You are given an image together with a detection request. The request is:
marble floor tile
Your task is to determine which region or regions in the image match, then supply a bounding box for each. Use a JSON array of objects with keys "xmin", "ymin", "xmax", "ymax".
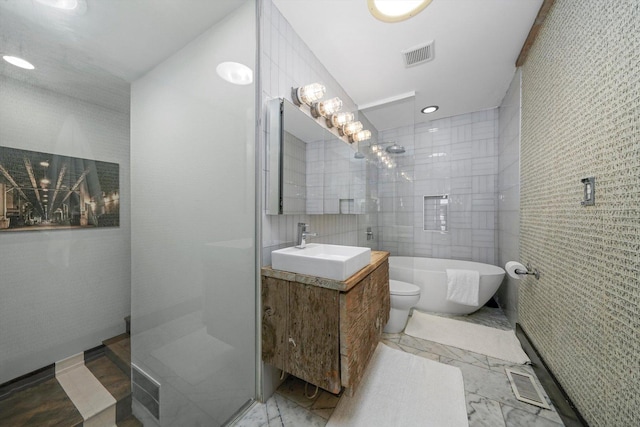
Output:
[
  {"xmin": 274, "ymin": 394, "xmax": 327, "ymax": 427},
  {"xmin": 309, "ymin": 390, "xmax": 339, "ymax": 420},
  {"xmin": 276, "ymin": 376, "xmax": 322, "ymax": 409},
  {"xmin": 440, "ymin": 357, "xmax": 563, "ymax": 424},
  {"xmin": 233, "ymin": 402, "xmax": 269, "ymax": 427},
  {"xmin": 502, "ymin": 404, "xmax": 564, "ymax": 427},
  {"xmin": 467, "ymin": 392, "xmax": 506, "ymax": 427},
  {"xmin": 233, "ymin": 307, "xmax": 565, "ymax": 427}
]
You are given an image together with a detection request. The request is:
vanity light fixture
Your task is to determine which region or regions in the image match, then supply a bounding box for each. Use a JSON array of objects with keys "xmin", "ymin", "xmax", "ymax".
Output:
[
  {"xmin": 2, "ymin": 55, "xmax": 35, "ymax": 70},
  {"xmin": 292, "ymin": 83, "xmax": 326, "ymax": 106},
  {"xmin": 421, "ymin": 105, "xmax": 439, "ymax": 114},
  {"xmin": 327, "ymin": 111, "xmax": 355, "ymax": 128},
  {"xmin": 340, "ymin": 121, "xmax": 363, "ymax": 137},
  {"xmin": 310, "ymin": 97, "xmax": 343, "ymax": 118},
  {"xmin": 350, "ymin": 129, "xmax": 372, "ymax": 143},
  {"xmin": 368, "ymin": 0, "xmax": 433, "ymax": 23}
]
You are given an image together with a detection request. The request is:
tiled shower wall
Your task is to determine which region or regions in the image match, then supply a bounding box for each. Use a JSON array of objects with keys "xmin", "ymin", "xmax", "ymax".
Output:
[
  {"xmin": 260, "ymin": 0, "xmax": 377, "ymax": 265},
  {"xmin": 378, "ymin": 110, "xmax": 499, "ymax": 263},
  {"xmin": 519, "ymin": 1, "xmax": 639, "ymax": 425},
  {"xmin": 495, "ymin": 70, "xmax": 521, "ymax": 326}
]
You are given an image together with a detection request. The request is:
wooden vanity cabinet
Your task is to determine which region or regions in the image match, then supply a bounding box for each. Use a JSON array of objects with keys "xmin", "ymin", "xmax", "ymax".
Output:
[{"xmin": 261, "ymin": 251, "xmax": 390, "ymax": 395}]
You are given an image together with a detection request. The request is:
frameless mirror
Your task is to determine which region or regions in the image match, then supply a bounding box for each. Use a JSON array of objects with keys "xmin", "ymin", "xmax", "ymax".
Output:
[{"xmin": 267, "ymin": 98, "xmax": 366, "ymax": 215}]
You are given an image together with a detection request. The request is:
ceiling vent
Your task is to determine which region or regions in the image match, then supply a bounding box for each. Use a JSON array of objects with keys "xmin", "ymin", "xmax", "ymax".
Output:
[{"xmin": 402, "ymin": 40, "xmax": 435, "ymax": 67}]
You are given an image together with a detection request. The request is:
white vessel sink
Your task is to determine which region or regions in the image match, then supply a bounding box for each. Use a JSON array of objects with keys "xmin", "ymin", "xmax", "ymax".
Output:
[{"xmin": 271, "ymin": 244, "xmax": 371, "ymax": 281}]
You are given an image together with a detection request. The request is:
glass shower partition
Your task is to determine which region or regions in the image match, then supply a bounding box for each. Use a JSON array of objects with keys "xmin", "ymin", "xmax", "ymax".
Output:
[{"xmin": 130, "ymin": 1, "xmax": 257, "ymax": 425}]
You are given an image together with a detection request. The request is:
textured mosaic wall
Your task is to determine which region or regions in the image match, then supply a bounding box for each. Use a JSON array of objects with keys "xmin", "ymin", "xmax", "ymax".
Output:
[{"xmin": 520, "ymin": 1, "xmax": 639, "ymax": 426}]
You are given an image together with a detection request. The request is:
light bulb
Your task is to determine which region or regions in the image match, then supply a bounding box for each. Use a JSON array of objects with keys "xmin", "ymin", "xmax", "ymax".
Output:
[
  {"xmin": 311, "ymin": 97, "xmax": 342, "ymax": 118},
  {"xmin": 341, "ymin": 121, "xmax": 363, "ymax": 136},
  {"xmin": 350, "ymin": 130, "xmax": 372, "ymax": 143},
  {"xmin": 329, "ymin": 111, "xmax": 354, "ymax": 128},
  {"xmin": 294, "ymin": 83, "xmax": 326, "ymax": 106}
]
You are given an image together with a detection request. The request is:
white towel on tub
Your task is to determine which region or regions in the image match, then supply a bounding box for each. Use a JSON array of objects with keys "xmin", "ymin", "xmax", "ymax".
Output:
[{"xmin": 446, "ymin": 269, "xmax": 480, "ymax": 306}]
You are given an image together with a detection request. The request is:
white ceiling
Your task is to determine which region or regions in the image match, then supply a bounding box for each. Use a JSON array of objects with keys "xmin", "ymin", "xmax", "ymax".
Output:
[
  {"xmin": 273, "ymin": 0, "xmax": 543, "ymax": 130},
  {"xmin": 0, "ymin": 0, "xmax": 542, "ymax": 130},
  {"xmin": 0, "ymin": 0, "xmax": 246, "ymax": 111}
]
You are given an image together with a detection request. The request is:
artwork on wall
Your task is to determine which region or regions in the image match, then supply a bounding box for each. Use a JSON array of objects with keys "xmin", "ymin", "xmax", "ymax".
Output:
[{"xmin": 0, "ymin": 146, "xmax": 119, "ymax": 232}]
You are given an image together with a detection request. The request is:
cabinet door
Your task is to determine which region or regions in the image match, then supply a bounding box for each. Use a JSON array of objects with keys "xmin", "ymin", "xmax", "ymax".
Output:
[
  {"xmin": 340, "ymin": 262, "xmax": 389, "ymax": 394},
  {"xmin": 287, "ymin": 283, "xmax": 341, "ymax": 394},
  {"xmin": 261, "ymin": 276, "xmax": 289, "ymax": 370}
]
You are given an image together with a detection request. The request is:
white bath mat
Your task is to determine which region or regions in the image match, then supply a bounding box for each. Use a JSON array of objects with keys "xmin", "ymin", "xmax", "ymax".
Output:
[
  {"xmin": 404, "ymin": 311, "xmax": 530, "ymax": 365},
  {"xmin": 327, "ymin": 343, "xmax": 468, "ymax": 427}
]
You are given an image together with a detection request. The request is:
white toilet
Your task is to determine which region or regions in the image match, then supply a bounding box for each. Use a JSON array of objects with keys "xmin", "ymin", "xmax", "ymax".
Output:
[{"xmin": 384, "ymin": 279, "xmax": 421, "ymax": 333}]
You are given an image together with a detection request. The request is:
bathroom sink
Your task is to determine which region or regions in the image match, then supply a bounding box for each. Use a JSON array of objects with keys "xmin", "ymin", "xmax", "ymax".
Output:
[{"xmin": 271, "ymin": 244, "xmax": 371, "ymax": 281}]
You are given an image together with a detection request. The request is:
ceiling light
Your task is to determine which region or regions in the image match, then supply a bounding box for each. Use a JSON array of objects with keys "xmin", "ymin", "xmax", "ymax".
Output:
[
  {"xmin": 311, "ymin": 97, "xmax": 342, "ymax": 118},
  {"xmin": 368, "ymin": 0, "xmax": 433, "ymax": 23},
  {"xmin": 40, "ymin": 178, "xmax": 50, "ymax": 185},
  {"xmin": 40, "ymin": 161, "xmax": 50, "ymax": 167},
  {"xmin": 421, "ymin": 105, "xmax": 439, "ymax": 114},
  {"xmin": 216, "ymin": 62, "xmax": 253, "ymax": 85},
  {"xmin": 292, "ymin": 83, "xmax": 326, "ymax": 106},
  {"xmin": 35, "ymin": 0, "xmax": 78, "ymax": 10},
  {"xmin": 2, "ymin": 55, "xmax": 35, "ymax": 70},
  {"xmin": 328, "ymin": 111, "xmax": 354, "ymax": 128}
]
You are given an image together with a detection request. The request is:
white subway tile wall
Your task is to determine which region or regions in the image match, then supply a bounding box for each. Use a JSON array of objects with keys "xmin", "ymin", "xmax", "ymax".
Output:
[
  {"xmin": 260, "ymin": 1, "xmax": 374, "ymax": 262},
  {"xmin": 495, "ymin": 70, "xmax": 521, "ymax": 327},
  {"xmin": 378, "ymin": 110, "xmax": 499, "ymax": 264}
]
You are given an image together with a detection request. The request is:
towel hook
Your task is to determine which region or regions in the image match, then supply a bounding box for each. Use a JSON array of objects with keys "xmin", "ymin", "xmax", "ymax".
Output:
[{"xmin": 514, "ymin": 263, "xmax": 540, "ymax": 280}]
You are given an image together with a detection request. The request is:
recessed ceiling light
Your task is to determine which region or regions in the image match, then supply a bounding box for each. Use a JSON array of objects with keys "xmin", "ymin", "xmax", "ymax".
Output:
[
  {"xmin": 368, "ymin": 0, "xmax": 433, "ymax": 23},
  {"xmin": 216, "ymin": 62, "xmax": 253, "ymax": 85},
  {"xmin": 421, "ymin": 105, "xmax": 439, "ymax": 114},
  {"xmin": 35, "ymin": 0, "xmax": 78, "ymax": 10},
  {"xmin": 2, "ymin": 55, "xmax": 35, "ymax": 70}
]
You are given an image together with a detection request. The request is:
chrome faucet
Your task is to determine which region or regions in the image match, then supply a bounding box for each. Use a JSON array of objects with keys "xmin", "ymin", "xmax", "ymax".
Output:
[{"xmin": 296, "ymin": 222, "xmax": 317, "ymax": 249}]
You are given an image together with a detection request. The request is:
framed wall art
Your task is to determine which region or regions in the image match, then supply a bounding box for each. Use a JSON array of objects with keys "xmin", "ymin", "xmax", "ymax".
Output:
[{"xmin": 0, "ymin": 146, "xmax": 119, "ymax": 232}]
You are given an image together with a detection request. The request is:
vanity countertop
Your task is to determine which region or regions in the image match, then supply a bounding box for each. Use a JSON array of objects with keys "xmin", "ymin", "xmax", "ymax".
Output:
[{"xmin": 262, "ymin": 250, "xmax": 389, "ymax": 292}]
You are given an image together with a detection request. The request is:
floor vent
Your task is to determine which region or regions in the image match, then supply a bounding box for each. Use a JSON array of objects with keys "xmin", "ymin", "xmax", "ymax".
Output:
[
  {"xmin": 506, "ymin": 368, "xmax": 550, "ymax": 409},
  {"xmin": 401, "ymin": 40, "xmax": 435, "ymax": 67}
]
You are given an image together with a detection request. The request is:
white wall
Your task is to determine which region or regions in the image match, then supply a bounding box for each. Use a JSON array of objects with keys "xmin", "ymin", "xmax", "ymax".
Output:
[
  {"xmin": 260, "ymin": 0, "xmax": 376, "ymax": 267},
  {"xmin": 130, "ymin": 2, "xmax": 256, "ymax": 425},
  {"xmin": 496, "ymin": 70, "xmax": 521, "ymax": 326},
  {"xmin": 378, "ymin": 110, "xmax": 499, "ymax": 264},
  {"xmin": 0, "ymin": 75, "xmax": 131, "ymax": 384}
]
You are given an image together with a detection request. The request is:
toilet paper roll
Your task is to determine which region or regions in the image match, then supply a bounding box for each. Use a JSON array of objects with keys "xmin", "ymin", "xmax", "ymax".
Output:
[{"xmin": 505, "ymin": 261, "xmax": 527, "ymax": 279}]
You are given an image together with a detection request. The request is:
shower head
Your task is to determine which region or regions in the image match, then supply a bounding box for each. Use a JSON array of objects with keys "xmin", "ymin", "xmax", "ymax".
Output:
[{"xmin": 385, "ymin": 143, "xmax": 406, "ymax": 154}]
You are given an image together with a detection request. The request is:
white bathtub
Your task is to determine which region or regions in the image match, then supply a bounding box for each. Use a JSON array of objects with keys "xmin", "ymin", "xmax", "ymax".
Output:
[{"xmin": 389, "ymin": 256, "xmax": 505, "ymax": 315}]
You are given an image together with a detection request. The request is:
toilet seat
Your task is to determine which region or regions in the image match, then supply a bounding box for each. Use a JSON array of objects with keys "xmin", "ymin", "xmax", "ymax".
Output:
[{"xmin": 389, "ymin": 279, "xmax": 420, "ymax": 296}]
